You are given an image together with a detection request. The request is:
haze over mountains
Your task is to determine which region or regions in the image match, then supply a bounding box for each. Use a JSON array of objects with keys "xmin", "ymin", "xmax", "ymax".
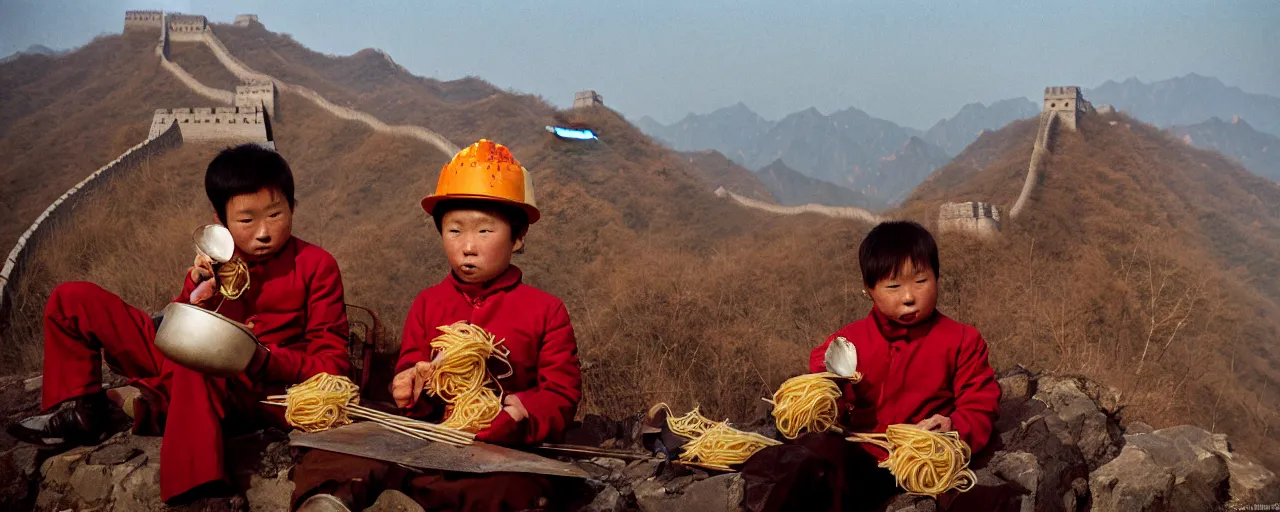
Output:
[
  {"xmin": 640, "ymin": 73, "xmax": 1280, "ymax": 207},
  {"xmin": 638, "ymin": 101, "xmax": 1016, "ymax": 207}
]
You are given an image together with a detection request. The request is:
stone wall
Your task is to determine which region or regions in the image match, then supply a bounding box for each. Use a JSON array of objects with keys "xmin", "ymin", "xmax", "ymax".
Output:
[
  {"xmin": 234, "ymin": 14, "xmax": 259, "ymax": 27},
  {"xmin": 1043, "ymin": 86, "xmax": 1095, "ymax": 132},
  {"xmin": 167, "ymin": 14, "xmax": 207, "ymax": 33},
  {"xmin": 236, "ymin": 83, "xmax": 277, "ymax": 117},
  {"xmin": 573, "ymin": 90, "xmax": 604, "ymax": 109},
  {"xmin": 1010, "ymin": 111, "xmax": 1057, "ymax": 219},
  {"xmin": 0, "ymin": 123, "xmax": 183, "ymax": 327},
  {"xmin": 938, "ymin": 201, "xmax": 1000, "ymax": 236},
  {"xmin": 149, "ymin": 107, "xmax": 270, "ymax": 144},
  {"xmin": 714, "ymin": 187, "xmax": 882, "ymax": 224},
  {"xmin": 123, "ymin": 10, "xmax": 162, "ymax": 32},
  {"xmin": 157, "ymin": 55, "xmax": 235, "ymax": 104}
]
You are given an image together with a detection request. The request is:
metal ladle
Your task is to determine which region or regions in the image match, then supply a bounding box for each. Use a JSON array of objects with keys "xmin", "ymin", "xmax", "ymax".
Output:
[{"xmin": 824, "ymin": 336, "xmax": 859, "ymax": 378}]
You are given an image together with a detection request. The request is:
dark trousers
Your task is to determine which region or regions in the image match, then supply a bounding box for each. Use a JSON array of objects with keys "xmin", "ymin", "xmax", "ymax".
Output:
[
  {"xmin": 741, "ymin": 433, "xmax": 1024, "ymax": 512},
  {"xmin": 290, "ymin": 450, "xmax": 557, "ymax": 512}
]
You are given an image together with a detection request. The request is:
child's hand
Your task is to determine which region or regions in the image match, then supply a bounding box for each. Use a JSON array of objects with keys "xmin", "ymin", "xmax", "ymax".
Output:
[
  {"xmin": 502, "ymin": 394, "xmax": 528, "ymax": 422},
  {"xmin": 190, "ymin": 254, "xmax": 215, "ymax": 283},
  {"xmin": 391, "ymin": 361, "xmax": 434, "ymax": 409},
  {"xmin": 916, "ymin": 414, "xmax": 952, "ymax": 432},
  {"xmin": 189, "ymin": 278, "xmax": 216, "ymax": 306}
]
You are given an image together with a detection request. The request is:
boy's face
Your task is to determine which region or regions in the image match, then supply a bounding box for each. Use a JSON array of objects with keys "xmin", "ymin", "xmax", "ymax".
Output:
[
  {"xmin": 222, "ymin": 187, "xmax": 294, "ymax": 260},
  {"xmin": 440, "ymin": 208, "xmax": 524, "ymax": 284},
  {"xmin": 868, "ymin": 259, "xmax": 938, "ymax": 326}
]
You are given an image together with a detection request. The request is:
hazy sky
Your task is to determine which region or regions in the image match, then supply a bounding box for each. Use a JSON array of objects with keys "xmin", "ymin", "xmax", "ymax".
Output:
[{"xmin": 2, "ymin": 0, "xmax": 1277, "ymax": 129}]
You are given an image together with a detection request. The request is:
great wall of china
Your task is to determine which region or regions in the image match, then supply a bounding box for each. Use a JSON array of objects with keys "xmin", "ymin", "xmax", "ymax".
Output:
[
  {"xmin": 713, "ymin": 187, "xmax": 883, "ymax": 224},
  {"xmin": 1, "ymin": 10, "xmax": 1114, "ymax": 323},
  {"xmin": 0, "ymin": 123, "xmax": 183, "ymax": 320},
  {"xmin": 1, "ymin": 10, "xmax": 463, "ymax": 326},
  {"xmin": 716, "ymin": 86, "xmax": 1108, "ymax": 238}
]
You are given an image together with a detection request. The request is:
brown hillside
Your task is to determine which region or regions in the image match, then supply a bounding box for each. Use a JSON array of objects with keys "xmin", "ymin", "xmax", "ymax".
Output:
[
  {"xmin": 166, "ymin": 41, "xmax": 242, "ymax": 90},
  {"xmin": 898, "ymin": 112, "xmax": 1280, "ymax": 468},
  {"xmin": 206, "ymin": 23, "xmax": 549, "ymax": 150},
  {"xmin": 0, "ymin": 32, "xmax": 212, "ymax": 248},
  {"xmin": 680, "ymin": 150, "xmax": 775, "ymax": 202},
  {"xmin": 8, "ymin": 23, "xmax": 1279, "ymax": 472},
  {"xmin": 4, "ymin": 30, "xmax": 870, "ymax": 430}
]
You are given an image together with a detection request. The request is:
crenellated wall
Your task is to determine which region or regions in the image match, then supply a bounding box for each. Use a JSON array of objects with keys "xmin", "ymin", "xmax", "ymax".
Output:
[
  {"xmin": 235, "ymin": 83, "xmax": 276, "ymax": 117},
  {"xmin": 0, "ymin": 123, "xmax": 183, "ymax": 326},
  {"xmin": 149, "ymin": 107, "xmax": 270, "ymax": 143},
  {"xmin": 938, "ymin": 201, "xmax": 1001, "ymax": 237},
  {"xmin": 124, "ymin": 11, "xmax": 163, "ymax": 32}
]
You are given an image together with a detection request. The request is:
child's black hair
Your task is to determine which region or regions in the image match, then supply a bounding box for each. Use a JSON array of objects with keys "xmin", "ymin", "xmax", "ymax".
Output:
[
  {"xmin": 205, "ymin": 144, "xmax": 295, "ymax": 224},
  {"xmin": 858, "ymin": 220, "xmax": 940, "ymax": 289},
  {"xmin": 431, "ymin": 199, "xmax": 530, "ymax": 243}
]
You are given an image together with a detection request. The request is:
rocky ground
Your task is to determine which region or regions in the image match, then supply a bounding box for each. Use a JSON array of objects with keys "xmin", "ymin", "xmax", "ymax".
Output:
[{"xmin": 0, "ymin": 368, "xmax": 1276, "ymax": 511}]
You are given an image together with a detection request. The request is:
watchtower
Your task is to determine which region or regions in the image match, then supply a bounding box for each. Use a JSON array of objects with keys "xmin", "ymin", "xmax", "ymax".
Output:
[
  {"xmin": 235, "ymin": 14, "xmax": 260, "ymax": 27},
  {"xmin": 938, "ymin": 201, "xmax": 1001, "ymax": 237},
  {"xmin": 124, "ymin": 11, "xmax": 163, "ymax": 32},
  {"xmin": 167, "ymin": 14, "xmax": 207, "ymax": 33},
  {"xmin": 573, "ymin": 90, "xmax": 604, "ymax": 109},
  {"xmin": 1043, "ymin": 86, "xmax": 1095, "ymax": 131},
  {"xmin": 235, "ymin": 82, "xmax": 277, "ymax": 117}
]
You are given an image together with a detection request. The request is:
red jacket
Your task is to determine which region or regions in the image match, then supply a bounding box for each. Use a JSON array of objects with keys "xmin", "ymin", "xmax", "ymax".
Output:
[
  {"xmin": 177, "ymin": 236, "xmax": 351, "ymax": 385},
  {"xmin": 397, "ymin": 265, "xmax": 582, "ymax": 446},
  {"xmin": 809, "ymin": 309, "xmax": 1000, "ymax": 458}
]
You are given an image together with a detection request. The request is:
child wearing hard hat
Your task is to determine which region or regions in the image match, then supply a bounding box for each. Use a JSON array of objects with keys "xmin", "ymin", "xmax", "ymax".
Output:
[{"xmin": 291, "ymin": 140, "xmax": 583, "ymax": 512}]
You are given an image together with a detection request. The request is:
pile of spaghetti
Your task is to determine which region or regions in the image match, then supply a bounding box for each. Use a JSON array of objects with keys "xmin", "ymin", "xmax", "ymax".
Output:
[
  {"xmin": 266, "ymin": 373, "xmax": 473, "ymax": 446},
  {"xmin": 847, "ymin": 425, "xmax": 977, "ymax": 497},
  {"xmin": 765, "ymin": 372, "xmax": 975, "ymax": 497},
  {"xmin": 425, "ymin": 323, "xmax": 512, "ymax": 433},
  {"xmin": 765, "ymin": 372, "xmax": 860, "ymax": 439},
  {"xmin": 654, "ymin": 403, "xmax": 780, "ymax": 471}
]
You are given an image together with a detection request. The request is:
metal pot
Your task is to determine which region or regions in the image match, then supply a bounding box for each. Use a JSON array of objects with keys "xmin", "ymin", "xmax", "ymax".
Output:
[
  {"xmin": 193, "ymin": 224, "xmax": 235, "ymax": 263},
  {"xmin": 154, "ymin": 302, "xmax": 261, "ymax": 377}
]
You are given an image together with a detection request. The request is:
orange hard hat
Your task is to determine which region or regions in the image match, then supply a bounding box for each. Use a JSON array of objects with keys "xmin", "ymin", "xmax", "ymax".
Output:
[{"xmin": 421, "ymin": 139, "xmax": 540, "ymax": 224}]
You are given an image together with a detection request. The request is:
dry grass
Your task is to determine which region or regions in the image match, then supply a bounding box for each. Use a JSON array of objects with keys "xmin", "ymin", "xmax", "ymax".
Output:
[
  {"xmin": 2, "ymin": 30, "xmax": 1278, "ymax": 473},
  {"xmin": 0, "ymin": 32, "xmax": 211, "ymax": 248},
  {"xmin": 680, "ymin": 150, "xmax": 776, "ymax": 202}
]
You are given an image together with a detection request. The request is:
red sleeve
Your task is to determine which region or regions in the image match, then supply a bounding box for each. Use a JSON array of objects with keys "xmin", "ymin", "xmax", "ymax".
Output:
[
  {"xmin": 173, "ymin": 271, "xmax": 197, "ymax": 304},
  {"xmin": 949, "ymin": 329, "xmax": 1001, "ymax": 454},
  {"xmin": 260, "ymin": 252, "xmax": 350, "ymax": 383},
  {"xmin": 395, "ymin": 292, "xmax": 431, "ymax": 375},
  {"xmin": 487, "ymin": 300, "xmax": 581, "ymax": 445}
]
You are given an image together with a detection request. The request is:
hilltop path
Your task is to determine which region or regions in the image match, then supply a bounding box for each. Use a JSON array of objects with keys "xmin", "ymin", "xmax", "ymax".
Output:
[
  {"xmin": 714, "ymin": 187, "xmax": 883, "ymax": 223},
  {"xmin": 162, "ymin": 26, "xmax": 460, "ymax": 157}
]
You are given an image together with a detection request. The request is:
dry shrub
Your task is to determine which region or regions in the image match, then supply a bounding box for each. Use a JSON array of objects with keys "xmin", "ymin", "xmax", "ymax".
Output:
[{"xmin": 0, "ymin": 32, "xmax": 212, "ymax": 248}]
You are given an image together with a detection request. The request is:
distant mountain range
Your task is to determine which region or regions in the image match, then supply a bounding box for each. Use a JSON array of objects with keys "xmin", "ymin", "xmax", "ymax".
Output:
[
  {"xmin": 1169, "ymin": 117, "xmax": 1280, "ymax": 182},
  {"xmin": 1, "ymin": 44, "xmax": 65, "ymax": 64},
  {"xmin": 922, "ymin": 98, "xmax": 1039, "ymax": 155},
  {"xmin": 638, "ymin": 73, "xmax": 1280, "ymax": 205},
  {"xmin": 637, "ymin": 99, "xmax": 1028, "ymax": 206},
  {"xmin": 1088, "ymin": 74, "xmax": 1280, "ymax": 137},
  {"xmin": 755, "ymin": 159, "xmax": 881, "ymax": 210}
]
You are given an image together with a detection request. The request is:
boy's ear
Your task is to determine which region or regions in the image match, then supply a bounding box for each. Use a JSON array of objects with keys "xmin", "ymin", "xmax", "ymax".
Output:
[{"xmin": 513, "ymin": 235, "xmax": 526, "ymax": 255}]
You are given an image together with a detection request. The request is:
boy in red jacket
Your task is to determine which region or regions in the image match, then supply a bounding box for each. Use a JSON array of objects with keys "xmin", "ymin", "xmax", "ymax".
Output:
[
  {"xmin": 7, "ymin": 144, "xmax": 351, "ymax": 504},
  {"xmin": 744, "ymin": 221, "xmax": 1001, "ymax": 512},
  {"xmin": 291, "ymin": 139, "xmax": 582, "ymax": 512}
]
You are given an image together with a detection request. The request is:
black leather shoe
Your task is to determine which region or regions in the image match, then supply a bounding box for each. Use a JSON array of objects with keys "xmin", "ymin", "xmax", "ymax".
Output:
[{"xmin": 6, "ymin": 392, "xmax": 123, "ymax": 449}]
